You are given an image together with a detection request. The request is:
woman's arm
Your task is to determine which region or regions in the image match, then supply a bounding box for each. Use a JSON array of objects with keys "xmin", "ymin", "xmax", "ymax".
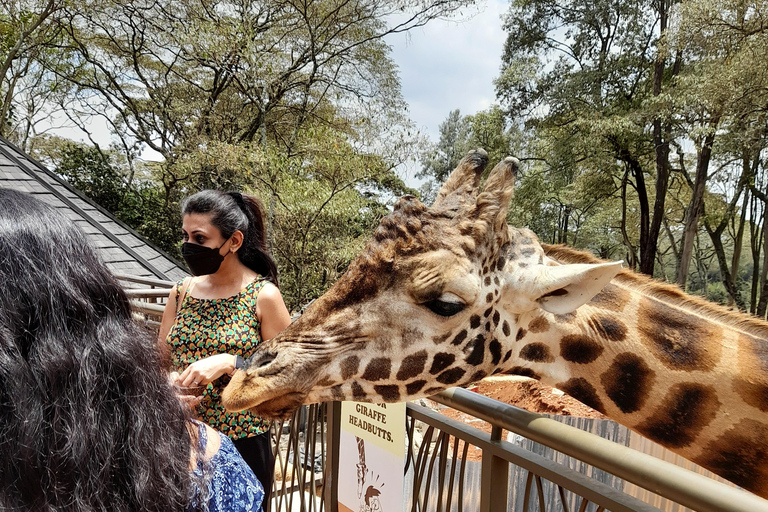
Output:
[{"xmin": 255, "ymin": 282, "xmax": 292, "ymax": 341}]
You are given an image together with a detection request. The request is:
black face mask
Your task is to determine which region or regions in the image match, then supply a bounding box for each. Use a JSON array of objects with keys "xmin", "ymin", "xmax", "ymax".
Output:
[{"xmin": 181, "ymin": 240, "xmax": 229, "ymax": 276}]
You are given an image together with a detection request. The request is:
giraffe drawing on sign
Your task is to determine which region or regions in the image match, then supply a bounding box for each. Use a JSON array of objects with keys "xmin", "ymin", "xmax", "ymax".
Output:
[{"xmin": 222, "ymin": 150, "xmax": 768, "ymax": 498}]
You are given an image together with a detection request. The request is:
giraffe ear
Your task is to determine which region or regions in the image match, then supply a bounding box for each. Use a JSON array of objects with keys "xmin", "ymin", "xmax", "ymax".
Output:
[
  {"xmin": 532, "ymin": 261, "xmax": 623, "ymax": 315},
  {"xmin": 431, "ymin": 149, "xmax": 488, "ymax": 209},
  {"xmin": 472, "ymin": 157, "xmax": 518, "ymax": 234},
  {"xmin": 504, "ymin": 260, "xmax": 623, "ymax": 315}
]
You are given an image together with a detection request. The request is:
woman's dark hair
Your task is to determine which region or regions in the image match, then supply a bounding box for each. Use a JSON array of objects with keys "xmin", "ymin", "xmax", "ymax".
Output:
[
  {"xmin": 0, "ymin": 189, "xmax": 198, "ymax": 511},
  {"xmin": 182, "ymin": 190, "xmax": 279, "ymax": 285}
]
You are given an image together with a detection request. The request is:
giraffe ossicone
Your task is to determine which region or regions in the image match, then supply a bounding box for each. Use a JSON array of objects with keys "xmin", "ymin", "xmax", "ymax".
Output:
[{"xmin": 222, "ymin": 150, "xmax": 768, "ymax": 498}]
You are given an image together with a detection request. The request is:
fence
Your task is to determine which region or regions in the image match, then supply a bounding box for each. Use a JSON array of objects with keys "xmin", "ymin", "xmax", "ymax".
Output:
[{"xmin": 120, "ymin": 274, "xmax": 768, "ymax": 512}]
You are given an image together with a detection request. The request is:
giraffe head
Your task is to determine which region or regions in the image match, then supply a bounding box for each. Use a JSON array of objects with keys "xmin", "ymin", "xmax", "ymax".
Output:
[{"xmin": 222, "ymin": 150, "xmax": 621, "ymax": 418}]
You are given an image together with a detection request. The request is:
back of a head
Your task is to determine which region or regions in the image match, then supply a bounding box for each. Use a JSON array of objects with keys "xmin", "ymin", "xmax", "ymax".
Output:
[
  {"xmin": 0, "ymin": 189, "xmax": 193, "ymax": 511},
  {"xmin": 183, "ymin": 189, "xmax": 279, "ymax": 285}
]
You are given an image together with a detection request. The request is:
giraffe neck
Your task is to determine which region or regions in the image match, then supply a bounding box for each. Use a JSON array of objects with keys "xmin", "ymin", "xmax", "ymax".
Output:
[{"xmin": 509, "ymin": 279, "xmax": 768, "ymax": 494}]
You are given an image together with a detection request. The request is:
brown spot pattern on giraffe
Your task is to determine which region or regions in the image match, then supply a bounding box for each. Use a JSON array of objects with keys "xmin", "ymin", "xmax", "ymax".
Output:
[
  {"xmin": 504, "ymin": 366, "xmax": 541, "ymax": 380},
  {"xmin": 635, "ymin": 383, "xmax": 720, "ymax": 448},
  {"xmin": 437, "ymin": 367, "xmax": 466, "ymax": 385},
  {"xmin": 589, "ymin": 284, "xmax": 631, "ymax": 312},
  {"xmin": 556, "ymin": 378, "xmax": 606, "ymax": 414},
  {"xmin": 637, "ymin": 297, "xmax": 723, "ymax": 371},
  {"xmin": 502, "ymin": 320, "xmax": 511, "ymax": 337},
  {"xmin": 693, "ymin": 419, "xmax": 768, "ymax": 494},
  {"xmin": 430, "ymin": 353, "xmax": 456, "ymax": 374},
  {"xmin": 600, "ymin": 353, "xmax": 655, "ymax": 413},
  {"xmin": 734, "ymin": 333, "xmax": 768, "ymax": 411},
  {"xmin": 489, "ymin": 339, "xmax": 502, "ymax": 365},
  {"xmin": 361, "ymin": 358, "xmax": 391, "ymax": 381},
  {"xmin": 341, "ymin": 356, "xmax": 360, "ymax": 380},
  {"xmin": 406, "ymin": 380, "xmax": 427, "ymax": 395},
  {"xmin": 470, "ymin": 370, "xmax": 488, "ymax": 382},
  {"xmin": 560, "ymin": 335, "xmax": 604, "ymax": 364},
  {"xmin": 351, "ymin": 381, "xmax": 366, "ymax": 400},
  {"xmin": 432, "ymin": 332, "xmax": 451, "ymax": 345},
  {"xmin": 519, "ymin": 343, "xmax": 555, "ymax": 363},
  {"xmin": 451, "ymin": 330, "xmax": 468, "ymax": 346},
  {"xmin": 400, "ymin": 328, "xmax": 424, "ymax": 349},
  {"xmin": 515, "ymin": 328, "xmax": 526, "ymax": 341},
  {"xmin": 396, "ymin": 351, "xmax": 428, "ymax": 381},
  {"xmin": 528, "ymin": 316, "xmax": 550, "ymax": 333},
  {"xmin": 465, "ymin": 335, "xmax": 485, "ymax": 365},
  {"xmin": 470, "ymin": 315, "xmax": 481, "ymax": 329},
  {"xmin": 374, "ymin": 384, "xmax": 400, "ymax": 402},
  {"xmin": 330, "ymin": 385, "xmax": 344, "ymax": 401},
  {"xmin": 588, "ymin": 314, "xmax": 627, "ymax": 341},
  {"xmin": 733, "ymin": 378, "xmax": 768, "ymax": 412}
]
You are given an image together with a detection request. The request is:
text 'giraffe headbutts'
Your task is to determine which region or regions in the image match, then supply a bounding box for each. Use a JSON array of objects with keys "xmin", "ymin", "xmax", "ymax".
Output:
[{"xmin": 223, "ymin": 149, "xmax": 768, "ymax": 498}]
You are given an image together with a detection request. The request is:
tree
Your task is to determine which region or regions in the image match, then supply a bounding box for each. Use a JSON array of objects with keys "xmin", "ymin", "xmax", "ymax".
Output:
[
  {"xmin": 496, "ymin": 0, "xmax": 669, "ymax": 273},
  {"xmin": 0, "ymin": 0, "xmax": 70, "ymax": 147}
]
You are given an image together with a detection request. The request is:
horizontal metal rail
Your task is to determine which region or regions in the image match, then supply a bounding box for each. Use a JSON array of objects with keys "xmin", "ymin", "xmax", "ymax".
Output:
[
  {"xmin": 430, "ymin": 388, "xmax": 768, "ymax": 512},
  {"xmin": 406, "ymin": 402, "xmax": 660, "ymax": 512},
  {"xmin": 114, "ymin": 273, "xmax": 175, "ymax": 288},
  {"xmin": 129, "ymin": 300, "xmax": 165, "ymax": 315},
  {"xmin": 125, "ymin": 288, "xmax": 173, "ymax": 298}
]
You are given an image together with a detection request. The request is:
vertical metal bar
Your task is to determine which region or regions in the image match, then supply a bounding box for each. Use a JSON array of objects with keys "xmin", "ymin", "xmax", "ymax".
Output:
[
  {"xmin": 323, "ymin": 402, "xmax": 341, "ymax": 512},
  {"xmin": 535, "ymin": 475, "xmax": 546, "ymax": 512},
  {"xmin": 435, "ymin": 432, "xmax": 450, "ymax": 512},
  {"xmin": 557, "ymin": 485, "xmax": 571, "ymax": 512},
  {"xmin": 420, "ymin": 430, "xmax": 444, "ymax": 512},
  {"xmin": 480, "ymin": 426, "xmax": 508, "ymax": 512},
  {"xmin": 458, "ymin": 440, "xmax": 469, "ymax": 512},
  {"xmin": 445, "ymin": 435, "xmax": 460, "ymax": 512},
  {"xmin": 523, "ymin": 471, "xmax": 534, "ymax": 512}
]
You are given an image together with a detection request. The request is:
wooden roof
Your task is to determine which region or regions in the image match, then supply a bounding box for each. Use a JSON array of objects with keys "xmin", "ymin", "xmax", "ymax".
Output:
[{"xmin": 0, "ymin": 136, "xmax": 187, "ymax": 282}]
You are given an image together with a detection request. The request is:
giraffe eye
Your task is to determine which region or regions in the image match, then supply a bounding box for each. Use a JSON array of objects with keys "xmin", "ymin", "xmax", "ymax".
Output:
[{"xmin": 424, "ymin": 293, "xmax": 466, "ymax": 317}]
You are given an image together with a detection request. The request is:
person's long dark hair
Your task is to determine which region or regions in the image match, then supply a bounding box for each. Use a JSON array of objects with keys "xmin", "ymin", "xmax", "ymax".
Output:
[
  {"xmin": 0, "ymin": 189, "xmax": 198, "ymax": 511},
  {"xmin": 182, "ymin": 190, "xmax": 279, "ymax": 286}
]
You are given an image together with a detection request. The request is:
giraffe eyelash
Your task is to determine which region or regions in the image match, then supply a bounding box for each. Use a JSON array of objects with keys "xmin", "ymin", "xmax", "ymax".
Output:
[{"xmin": 424, "ymin": 298, "xmax": 466, "ymax": 317}]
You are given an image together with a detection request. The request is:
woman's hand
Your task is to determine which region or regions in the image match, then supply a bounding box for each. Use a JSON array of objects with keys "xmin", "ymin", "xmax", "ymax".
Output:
[
  {"xmin": 169, "ymin": 371, "xmax": 204, "ymax": 410},
  {"xmin": 178, "ymin": 353, "xmax": 237, "ymax": 387}
]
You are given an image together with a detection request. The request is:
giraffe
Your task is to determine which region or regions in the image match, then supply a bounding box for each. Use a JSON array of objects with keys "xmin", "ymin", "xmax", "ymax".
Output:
[{"xmin": 222, "ymin": 150, "xmax": 768, "ymax": 497}]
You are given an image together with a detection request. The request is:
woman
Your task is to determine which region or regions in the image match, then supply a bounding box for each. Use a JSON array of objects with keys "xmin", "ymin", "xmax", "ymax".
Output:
[
  {"xmin": 159, "ymin": 190, "xmax": 292, "ymax": 502},
  {"xmin": 0, "ymin": 188, "xmax": 263, "ymax": 512}
]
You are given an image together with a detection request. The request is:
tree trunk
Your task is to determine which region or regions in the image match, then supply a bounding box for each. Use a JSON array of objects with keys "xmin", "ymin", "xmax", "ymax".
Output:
[
  {"xmin": 676, "ymin": 126, "xmax": 718, "ymax": 287},
  {"xmin": 758, "ymin": 219, "xmax": 768, "ymax": 317},
  {"xmin": 642, "ymin": 2, "xmax": 680, "ymax": 277},
  {"xmin": 620, "ymin": 167, "xmax": 637, "ymax": 270}
]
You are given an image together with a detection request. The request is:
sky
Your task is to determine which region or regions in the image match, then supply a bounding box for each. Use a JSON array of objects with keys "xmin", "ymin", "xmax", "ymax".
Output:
[{"xmin": 386, "ymin": 0, "xmax": 509, "ymax": 143}]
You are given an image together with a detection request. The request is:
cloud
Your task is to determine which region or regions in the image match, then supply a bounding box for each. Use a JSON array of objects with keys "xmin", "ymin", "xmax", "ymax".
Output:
[{"xmin": 386, "ymin": 0, "xmax": 508, "ymax": 142}]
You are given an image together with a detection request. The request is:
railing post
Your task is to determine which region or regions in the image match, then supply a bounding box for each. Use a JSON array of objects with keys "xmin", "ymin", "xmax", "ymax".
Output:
[
  {"xmin": 480, "ymin": 425, "xmax": 508, "ymax": 512},
  {"xmin": 323, "ymin": 401, "xmax": 341, "ymax": 512}
]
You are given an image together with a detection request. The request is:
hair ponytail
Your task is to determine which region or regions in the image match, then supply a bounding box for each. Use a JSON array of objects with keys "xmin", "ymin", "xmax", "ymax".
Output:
[
  {"xmin": 234, "ymin": 193, "xmax": 279, "ymax": 286},
  {"xmin": 182, "ymin": 190, "xmax": 279, "ymax": 286}
]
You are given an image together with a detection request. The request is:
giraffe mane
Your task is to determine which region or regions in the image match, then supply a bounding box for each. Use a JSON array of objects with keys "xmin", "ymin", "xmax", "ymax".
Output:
[{"xmin": 543, "ymin": 243, "xmax": 768, "ymax": 340}]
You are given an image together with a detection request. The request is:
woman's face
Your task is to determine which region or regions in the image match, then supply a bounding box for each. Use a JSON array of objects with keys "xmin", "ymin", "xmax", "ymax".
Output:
[{"xmin": 181, "ymin": 213, "xmax": 225, "ymax": 248}]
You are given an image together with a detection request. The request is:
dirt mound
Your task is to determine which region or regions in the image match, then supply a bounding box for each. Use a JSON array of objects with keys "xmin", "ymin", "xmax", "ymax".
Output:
[
  {"xmin": 429, "ymin": 377, "xmax": 604, "ymax": 462},
  {"xmin": 475, "ymin": 376, "xmax": 605, "ymax": 418}
]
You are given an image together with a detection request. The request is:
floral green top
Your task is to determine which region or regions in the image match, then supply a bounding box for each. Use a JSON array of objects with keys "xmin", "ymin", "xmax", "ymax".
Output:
[{"xmin": 167, "ymin": 277, "xmax": 269, "ymax": 439}]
